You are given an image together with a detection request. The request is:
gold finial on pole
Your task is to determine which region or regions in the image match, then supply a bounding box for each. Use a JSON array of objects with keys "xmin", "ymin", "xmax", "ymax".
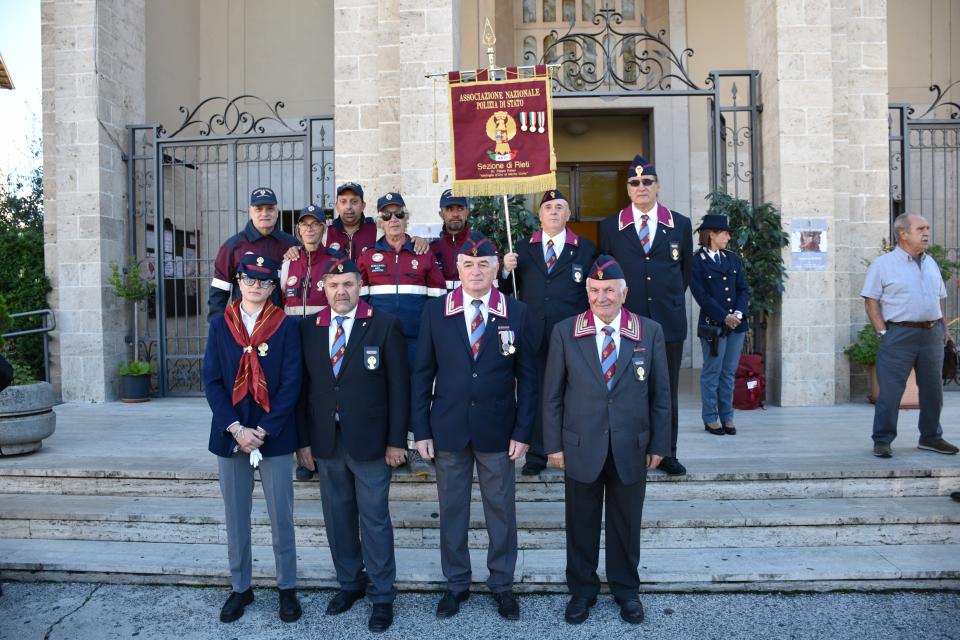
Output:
[{"xmin": 482, "ymin": 17, "xmax": 496, "ymax": 72}]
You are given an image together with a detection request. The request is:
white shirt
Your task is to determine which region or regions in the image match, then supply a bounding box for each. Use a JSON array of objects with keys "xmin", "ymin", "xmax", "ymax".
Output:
[
  {"xmin": 541, "ymin": 229, "xmax": 566, "ymax": 262},
  {"xmin": 239, "ymin": 304, "xmax": 262, "ymax": 336},
  {"xmin": 705, "ymin": 248, "xmax": 721, "ymax": 262},
  {"xmin": 632, "ymin": 202, "xmax": 658, "ymax": 244},
  {"xmin": 593, "ymin": 311, "xmax": 622, "ymax": 361},
  {"xmin": 463, "ymin": 289, "xmax": 493, "ymax": 339},
  {"xmin": 327, "ymin": 304, "xmax": 359, "ymax": 354}
]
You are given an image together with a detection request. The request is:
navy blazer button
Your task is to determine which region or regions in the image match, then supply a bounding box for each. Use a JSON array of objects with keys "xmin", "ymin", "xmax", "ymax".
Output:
[
  {"xmin": 470, "ymin": 400, "xmax": 476, "ymax": 406},
  {"xmin": 334, "ymin": 386, "xmax": 340, "ymax": 392},
  {"xmin": 472, "ymin": 373, "xmax": 477, "ymax": 378},
  {"xmin": 646, "ymin": 276, "xmax": 651, "ymax": 281},
  {"xmin": 608, "ymin": 399, "xmax": 614, "ymax": 404},
  {"xmin": 647, "ymin": 297, "xmax": 652, "ymax": 301}
]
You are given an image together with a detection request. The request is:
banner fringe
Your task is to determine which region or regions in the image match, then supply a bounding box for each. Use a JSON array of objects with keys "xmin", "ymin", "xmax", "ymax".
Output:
[{"xmin": 453, "ymin": 173, "xmax": 556, "ymax": 197}]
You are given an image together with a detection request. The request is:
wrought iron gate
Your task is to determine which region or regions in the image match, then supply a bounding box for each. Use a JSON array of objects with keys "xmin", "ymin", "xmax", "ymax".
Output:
[
  {"xmin": 127, "ymin": 96, "xmax": 333, "ymax": 395},
  {"xmin": 536, "ymin": 8, "xmax": 763, "ymax": 207},
  {"xmin": 889, "ymin": 82, "xmax": 960, "ymax": 337}
]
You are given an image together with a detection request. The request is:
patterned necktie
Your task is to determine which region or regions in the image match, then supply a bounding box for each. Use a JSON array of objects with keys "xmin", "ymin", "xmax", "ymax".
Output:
[
  {"xmin": 637, "ymin": 215, "xmax": 651, "ymax": 254},
  {"xmin": 544, "ymin": 238, "xmax": 557, "ymax": 273},
  {"xmin": 469, "ymin": 299, "xmax": 485, "ymax": 360},
  {"xmin": 330, "ymin": 316, "xmax": 347, "ymax": 377},
  {"xmin": 600, "ymin": 325, "xmax": 617, "ymax": 390}
]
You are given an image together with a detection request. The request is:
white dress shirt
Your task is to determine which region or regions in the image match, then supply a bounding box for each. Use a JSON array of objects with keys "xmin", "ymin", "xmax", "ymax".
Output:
[
  {"xmin": 463, "ymin": 289, "xmax": 493, "ymax": 338},
  {"xmin": 239, "ymin": 304, "xmax": 262, "ymax": 336},
  {"xmin": 593, "ymin": 311, "xmax": 622, "ymax": 361},
  {"xmin": 327, "ymin": 304, "xmax": 359, "ymax": 353},
  {"xmin": 541, "ymin": 229, "xmax": 566, "ymax": 262},
  {"xmin": 632, "ymin": 202, "xmax": 658, "ymax": 244},
  {"xmin": 705, "ymin": 248, "xmax": 721, "ymax": 262}
]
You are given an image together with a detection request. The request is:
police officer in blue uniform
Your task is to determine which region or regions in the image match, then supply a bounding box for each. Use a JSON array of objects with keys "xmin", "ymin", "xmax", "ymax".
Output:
[
  {"xmin": 599, "ymin": 155, "xmax": 692, "ymax": 476},
  {"xmin": 688, "ymin": 214, "xmax": 749, "ymax": 436},
  {"xmin": 502, "ymin": 189, "xmax": 596, "ymax": 474}
]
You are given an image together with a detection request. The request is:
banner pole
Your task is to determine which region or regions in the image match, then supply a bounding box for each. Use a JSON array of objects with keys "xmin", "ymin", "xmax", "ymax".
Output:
[{"xmin": 482, "ymin": 18, "xmax": 519, "ymax": 299}]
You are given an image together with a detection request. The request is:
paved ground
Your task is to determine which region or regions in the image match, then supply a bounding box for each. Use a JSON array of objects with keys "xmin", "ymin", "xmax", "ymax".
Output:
[{"xmin": 0, "ymin": 582, "xmax": 957, "ymax": 640}]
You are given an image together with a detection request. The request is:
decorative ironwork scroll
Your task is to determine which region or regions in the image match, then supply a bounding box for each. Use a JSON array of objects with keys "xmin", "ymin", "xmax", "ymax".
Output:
[
  {"xmin": 528, "ymin": 9, "xmax": 703, "ymax": 93},
  {"xmin": 158, "ymin": 95, "xmax": 308, "ymax": 138},
  {"xmin": 906, "ymin": 82, "xmax": 960, "ymax": 120}
]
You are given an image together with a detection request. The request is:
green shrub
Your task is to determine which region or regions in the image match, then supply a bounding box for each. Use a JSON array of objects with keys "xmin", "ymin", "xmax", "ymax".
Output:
[{"xmin": 118, "ymin": 361, "xmax": 155, "ymax": 377}]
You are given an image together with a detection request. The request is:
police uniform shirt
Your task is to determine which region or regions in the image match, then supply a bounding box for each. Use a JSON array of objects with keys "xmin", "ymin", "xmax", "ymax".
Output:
[
  {"xmin": 861, "ymin": 246, "xmax": 947, "ymax": 323},
  {"xmin": 632, "ymin": 202, "xmax": 659, "ymax": 243},
  {"xmin": 328, "ymin": 304, "xmax": 359, "ymax": 354},
  {"xmin": 593, "ymin": 311, "xmax": 622, "ymax": 358},
  {"xmin": 705, "ymin": 248, "xmax": 721, "ymax": 263},
  {"xmin": 542, "ymin": 230, "xmax": 567, "ymax": 261},
  {"xmin": 462, "ymin": 290, "xmax": 493, "ymax": 338}
]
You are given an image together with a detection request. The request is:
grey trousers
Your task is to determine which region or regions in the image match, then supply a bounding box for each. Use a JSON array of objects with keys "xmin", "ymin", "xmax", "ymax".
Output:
[
  {"xmin": 217, "ymin": 452, "xmax": 297, "ymax": 592},
  {"xmin": 315, "ymin": 433, "xmax": 396, "ymax": 603},
  {"xmin": 434, "ymin": 445, "xmax": 517, "ymax": 593},
  {"xmin": 873, "ymin": 323, "xmax": 945, "ymax": 444}
]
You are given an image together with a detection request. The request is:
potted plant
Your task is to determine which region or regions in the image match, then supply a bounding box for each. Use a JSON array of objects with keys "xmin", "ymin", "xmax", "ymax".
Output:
[
  {"xmin": 0, "ymin": 292, "xmax": 57, "ymax": 455},
  {"xmin": 108, "ymin": 257, "xmax": 156, "ymax": 402},
  {"xmin": 844, "ymin": 324, "xmax": 919, "ymax": 408}
]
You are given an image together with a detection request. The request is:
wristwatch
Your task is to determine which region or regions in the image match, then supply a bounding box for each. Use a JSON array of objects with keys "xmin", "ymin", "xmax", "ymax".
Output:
[
  {"xmin": 876, "ymin": 329, "xmax": 887, "ymax": 338},
  {"xmin": 733, "ymin": 311, "xmax": 743, "ymax": 320}
]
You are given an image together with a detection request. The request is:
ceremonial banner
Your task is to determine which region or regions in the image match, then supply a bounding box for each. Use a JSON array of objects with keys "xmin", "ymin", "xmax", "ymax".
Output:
[{"xmin": 447, "ymin": 65, "xmax": 556, "ymax": 196}]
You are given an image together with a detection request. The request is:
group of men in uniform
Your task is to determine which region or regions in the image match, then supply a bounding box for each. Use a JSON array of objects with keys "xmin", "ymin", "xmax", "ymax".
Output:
[{"xmin": 203, "ymin": 153, "xmax": 691, "ymax": 631}]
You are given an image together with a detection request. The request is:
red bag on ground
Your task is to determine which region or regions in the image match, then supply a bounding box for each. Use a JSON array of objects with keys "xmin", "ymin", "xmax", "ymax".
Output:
[{"xmin": 733, "ymin": 353, "xmax": 765, "ymax": 410}]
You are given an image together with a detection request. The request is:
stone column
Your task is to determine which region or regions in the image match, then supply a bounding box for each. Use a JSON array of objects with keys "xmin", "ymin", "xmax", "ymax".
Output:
[
  {"xmin": 42, "ymin": 0, "xmax": 146, "ymax": 401},
  {"xmin": 334, "ymin": 0, "xmax": 382, "ymax": 193},
  {"xmin": 398, "ymin": 0, "xmax": 458, "ymax": 222},
  {"xmin": 745, "ymin": 0, "xmax": 888, "ymax": 406}
]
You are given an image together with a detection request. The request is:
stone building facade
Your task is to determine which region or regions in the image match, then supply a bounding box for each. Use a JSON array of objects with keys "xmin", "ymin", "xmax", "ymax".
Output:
[{"xmin": 40, "ymin": 0, "xmax": 960, "ymax": 404}]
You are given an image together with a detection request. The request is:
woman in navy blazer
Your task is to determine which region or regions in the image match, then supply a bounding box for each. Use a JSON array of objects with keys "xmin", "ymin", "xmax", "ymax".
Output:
[
  {"xmin": 689, "ymin": 215, "xmax": 749, "ymax": 436},
  {"xmin": 202, "ymin": 253, "xmax": 303, "ymax": 624}
]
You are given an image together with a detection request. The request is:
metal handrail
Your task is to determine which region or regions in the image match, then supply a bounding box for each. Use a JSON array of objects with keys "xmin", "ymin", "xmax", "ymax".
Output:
[{"xmin": 1, "ymin": 308, "xmax": 56, "ymax": 383}]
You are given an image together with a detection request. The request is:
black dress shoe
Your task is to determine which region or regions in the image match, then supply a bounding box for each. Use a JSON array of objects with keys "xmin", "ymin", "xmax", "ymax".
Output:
[
  {"xmin": 295, "ymin": 465, "xmax": 315, "ymax": 481},
  {"xmin": 951, "ymin": 491, "xmax": 960, "ymax": 503},
  {"xmin": 658, "ymin": 457, "xmax": 687, "ymax": 476},
  {"xmin": 219, "ymin": 588, "xmax": 254, "ymax": 623},
  {"xmin": 325, "ymin": 588, "xmax": 366, "ymax": 615},
  {"xmin": 564, "ymin": 595, "xmax": 596, "ymax": 624},
  {"xmin": 722, "ymin": 421, "xmax": 737, "ymax": 435},
  {"xmin": 435, "ymin": 589, "xmax": 469, "ymax": 618},
  {"xmin": 278, "ymin": 588, "xmax": 302, "ymax": 623},
  {"xmin": 616, "ymin": 597, "xmax": 645, "ymax": 624},
  {"xmin": 368, "ymin": 603, "xmax": 394, "ymax": 633},
  {"xmin": 493, "ymin": 591, "xmax": 520, "ymax": 620},
  {"xmin": 521, "ymin": 462, "xmax": 545, "ymax": 476},
  {"xmin": 704, "ymin": 422, "xmax": 724, "ymax": 436}
]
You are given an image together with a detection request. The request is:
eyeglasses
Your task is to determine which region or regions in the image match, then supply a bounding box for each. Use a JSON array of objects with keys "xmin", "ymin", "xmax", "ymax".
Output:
[
  {"xmin": 239, "ymin": 276, "xmax": 275, "ymax": 289},
  {"xmin": 298, "ymin": 221, "xmax": 324, "ymax": 230},
  {"xmin": 627, "ymin": 178, "xmax": 658, "ymax": 188},
  {"xmin": 380, "ymin": 211, "xmax": 407, "ymax": 221}
]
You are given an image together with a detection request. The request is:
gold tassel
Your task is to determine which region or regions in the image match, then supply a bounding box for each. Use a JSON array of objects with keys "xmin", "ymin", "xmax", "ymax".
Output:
[
  {"xmin": 432, "ymin": 160, "xmax": 439, "ymax": 183},
  {"xmin": 550, "ymin": 148, "xmax": 557, "ymax": 172}
]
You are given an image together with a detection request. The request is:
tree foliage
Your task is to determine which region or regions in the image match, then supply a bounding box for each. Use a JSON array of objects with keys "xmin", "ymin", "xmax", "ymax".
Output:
[
  {"xmin": 0, "ymin": 166, "xmax": 51, "ymax": 381},
  {"xmin": 468, "ymin": 195, "xmax": 539, "ymax": 253}
]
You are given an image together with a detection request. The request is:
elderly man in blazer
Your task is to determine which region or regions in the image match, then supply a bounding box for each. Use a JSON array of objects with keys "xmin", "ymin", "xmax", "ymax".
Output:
[
  {"xmin": 295, "ymin": 257, "xmax": 410, "ymax": 634},
  {"xmin": 502, "ymin": 189, "xmax": 596, "ymax": 475},
  {"xmin": 542, "ymin": 255, "xmax": 671, "ymax": 626},
  {"xmin": 599, "ymin": 155, "xmax": 692, "ymax": 476},
  {"xmin": 412, "ymin": 237, "xmax": 537, "ymax": 621}
]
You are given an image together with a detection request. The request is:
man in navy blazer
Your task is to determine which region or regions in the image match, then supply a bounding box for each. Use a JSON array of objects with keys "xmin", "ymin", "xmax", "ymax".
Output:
[
  {"xmin": 598, "ymin": 155, "xmax": 692, "ymax": 476},
  {"xmin": 501, "ymin": 189, "xmax": 596, "ymax": 475},
  {"xmin": 412, "ymin": 237, "xmax": 537, "ymax": 621}
]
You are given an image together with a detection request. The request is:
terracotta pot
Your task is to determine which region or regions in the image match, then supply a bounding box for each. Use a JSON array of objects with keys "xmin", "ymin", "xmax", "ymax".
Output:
[{"xmin": 867, "ymin": 366, "xmax": 920, "ymax": 409}]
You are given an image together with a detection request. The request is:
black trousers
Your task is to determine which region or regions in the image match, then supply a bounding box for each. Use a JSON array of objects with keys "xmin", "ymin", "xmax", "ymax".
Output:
[
  {"xmin": 564, "ymin": 449, "xmax": 647, "ymax": 601},
  {"xmin": 664, "ymin": 340, "xmax": 683, "ymax": 457}
]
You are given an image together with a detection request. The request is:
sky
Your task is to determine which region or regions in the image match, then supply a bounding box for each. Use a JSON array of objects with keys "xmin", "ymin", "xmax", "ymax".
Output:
[{"xmin": 0, "ymin": 0, "xmax": 42, "ymax": 182}]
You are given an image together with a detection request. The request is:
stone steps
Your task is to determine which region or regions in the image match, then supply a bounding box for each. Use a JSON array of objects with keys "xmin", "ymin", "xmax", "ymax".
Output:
[
  {"xmin": 1, "ymin": 537, "xmax": 957, "ymax": 592},
  {"xmin": 2, "ymin": 465, "xmax": 958, "ymax": 501},
  {"xmin": 0, "ymin": 494, "xmax": 956, "ymax": 550}
]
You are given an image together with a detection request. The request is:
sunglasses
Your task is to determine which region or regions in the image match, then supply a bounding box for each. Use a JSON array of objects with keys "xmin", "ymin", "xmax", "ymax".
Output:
[
  {"xmin": 380, "ymin": 211, "xmax": 407, "ymax": 221},
  {"xmin": 627, "ymin": 178, "xmax": 658, "ymax": 187},
  {"xmin": 239, "ymin": 276, "xmax": 275, "ymax": 289}
]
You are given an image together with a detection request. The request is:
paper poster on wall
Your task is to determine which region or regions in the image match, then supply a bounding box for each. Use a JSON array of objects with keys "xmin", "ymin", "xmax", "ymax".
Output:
[{"xmin": 790, "ymin": 218, "xmax": 828, "ymax": 271}]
